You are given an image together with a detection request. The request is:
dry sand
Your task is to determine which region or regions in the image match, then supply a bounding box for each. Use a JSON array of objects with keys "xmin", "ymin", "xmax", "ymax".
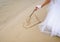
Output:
[{"xmin": 0, "ymin": 0, "xmax": 60, "ymax": 42}]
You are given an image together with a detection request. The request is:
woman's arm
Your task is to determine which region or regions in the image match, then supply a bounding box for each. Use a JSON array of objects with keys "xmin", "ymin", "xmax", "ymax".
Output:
[
  {"xmin": 41, "ymin": 0, "xmax": 51, "ymax": 8},
  {"xmin": 35, "ymin": 0, "xmax": 51, "ymax": 11}
]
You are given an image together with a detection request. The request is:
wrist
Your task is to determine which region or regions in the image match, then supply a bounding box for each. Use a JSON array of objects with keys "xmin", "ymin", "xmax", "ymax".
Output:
[{"xmin": 36, "ymin": 5, "xmax": 42, "ymax": 9}]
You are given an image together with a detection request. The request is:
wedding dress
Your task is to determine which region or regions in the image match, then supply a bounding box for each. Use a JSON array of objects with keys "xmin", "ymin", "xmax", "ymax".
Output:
[{"xmin": 39, "ymin": 0, "xmax": 60, "ymax": 37}]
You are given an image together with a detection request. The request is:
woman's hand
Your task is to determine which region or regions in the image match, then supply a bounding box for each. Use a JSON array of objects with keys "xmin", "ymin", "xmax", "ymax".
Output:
[
  {"xmin": 35, "ymin": 0, "xmax": 51, "ymax": 10},
  {"xmin": 34, "ymin": 5, "xmax": 41, "ymax": 11}
]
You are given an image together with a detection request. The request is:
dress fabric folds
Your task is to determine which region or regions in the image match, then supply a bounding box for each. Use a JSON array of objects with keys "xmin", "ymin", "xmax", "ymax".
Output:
[{"xmin": 39, "ymin": 0, "xmax": 60, "ymax": 37}]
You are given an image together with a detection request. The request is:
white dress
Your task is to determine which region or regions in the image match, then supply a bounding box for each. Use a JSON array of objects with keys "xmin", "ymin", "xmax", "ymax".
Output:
[{"xmin": 39, "ymin": 0, "xmax": 60, "ymax": 37}]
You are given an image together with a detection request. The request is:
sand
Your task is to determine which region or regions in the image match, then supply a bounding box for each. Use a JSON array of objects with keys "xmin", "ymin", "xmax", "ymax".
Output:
[{"xmin": 0, "ymin": 0, "xmax": 60, "ymax": 42}]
